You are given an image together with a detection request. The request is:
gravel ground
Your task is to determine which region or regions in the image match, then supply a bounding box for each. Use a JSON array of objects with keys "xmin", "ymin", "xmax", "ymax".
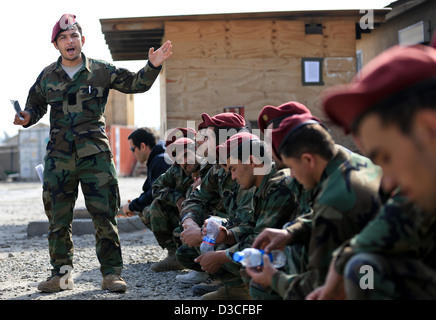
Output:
[{"xmin": 0, "ymin": 177, "xmax": 202, "ymax": 301}]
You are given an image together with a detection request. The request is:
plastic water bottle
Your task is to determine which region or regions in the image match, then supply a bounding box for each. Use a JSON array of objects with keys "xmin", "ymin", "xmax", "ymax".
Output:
[
  {"xmin": 233, "ymin": 248, "xmax": 286, "ymax": 268},
  {"xmin": 200, "ymin": 218, "xmax": 222, "ymax": 254}
]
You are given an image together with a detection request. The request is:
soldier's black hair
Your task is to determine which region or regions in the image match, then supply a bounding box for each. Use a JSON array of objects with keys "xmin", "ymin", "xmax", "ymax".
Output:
[
  {"xmin": 279, "ymin": 123, "xmax": 336, "ymax": 160},
  {"xmin": 351, "ymin": 77, "xmax": 436, "ymax": 135},
  {"xmin": 232, "ymin": 139, "xmax": 268, "ymax": 164},
  {"xmin": 128, "ymin": 127, "xmax": 157, "ymax": 149}
]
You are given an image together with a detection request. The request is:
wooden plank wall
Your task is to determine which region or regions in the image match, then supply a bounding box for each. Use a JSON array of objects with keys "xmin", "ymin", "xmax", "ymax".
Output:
[{"xmin": 162, "ymin": 18, "xmax": 357, "ymax": 149}]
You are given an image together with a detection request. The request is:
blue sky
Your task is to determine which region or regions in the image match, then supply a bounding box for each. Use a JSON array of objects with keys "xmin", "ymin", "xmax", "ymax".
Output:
[{"xmin": 0, "ymin": 0, "xmax": 392, "ymax": 141}]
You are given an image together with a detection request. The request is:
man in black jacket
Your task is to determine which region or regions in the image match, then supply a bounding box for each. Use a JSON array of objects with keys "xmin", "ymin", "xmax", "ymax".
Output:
[{"xmin": 122, "ymin": 127, "xmax": 172, "ymax": 218}]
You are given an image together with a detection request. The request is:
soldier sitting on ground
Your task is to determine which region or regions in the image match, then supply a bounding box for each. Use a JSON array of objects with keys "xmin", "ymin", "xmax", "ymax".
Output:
[{"xmin": 246, "ymin": 113, "xmax": 382, "ymax": 299}]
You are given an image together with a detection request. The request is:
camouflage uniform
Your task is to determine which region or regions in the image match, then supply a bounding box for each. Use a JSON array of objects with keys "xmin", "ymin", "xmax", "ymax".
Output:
[
  {"xmin": 268, "ymin": 145, "xmax": 382, "ymax": 299},
  {"xmin": 333, "ymin": 191, "xmax": 436, "ymax": 299},
  {"xmin": 229, "ymin": 166, "xmax": 299, "ymax": 288},
  {"xmin": 25, "ymin": 53, "xmax": 161, "ymax": 276},
  {"xmin": 176, "ymin": 164, "xmax": 255, "ymax": 279},
  {"xmin": 147, "ymin": 161, "xmax": 212, "ymax": 250}
]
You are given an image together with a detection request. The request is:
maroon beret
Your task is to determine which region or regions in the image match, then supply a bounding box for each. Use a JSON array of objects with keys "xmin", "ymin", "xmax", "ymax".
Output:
[
  {"xmin": 166, "ymin": 138, "xmax": 196, "ymax": 160},
  {"xmin": 201, "ymin": 112, "xmax": 245, "ymax": 129},
  {"xmin": 165, "ymin": 127, "xmax": 197, "ymax": 147},
  {"xmin": 216, "ymin": 132, "xmax": 260, "ymax": 164},
  {"xmin": 197, "ymin": 121, "xmax": 207, "ymax": 130},
  {"xmin": 52, "ymin": 14, "xmax": 78, "ymax": 43},
  {"xmin": 271, "ymin": 114, "xmax": 320, "ymax": 157},
  {"xmin": 168, "ymin": 137, "xmax": 196, "ymax": 151},
  {"xmin": 258, "ymin": 101, "xmax": 312, "ymax": 133},
  {"xmin": 323, "ymin": 44, "xmax": 436, "ymax": 134}
]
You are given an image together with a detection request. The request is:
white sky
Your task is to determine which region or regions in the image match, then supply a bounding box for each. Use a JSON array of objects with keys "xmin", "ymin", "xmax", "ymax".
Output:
[{"xmin": 0, "ymin": 0, "xmax": 392, "ymax": 141}]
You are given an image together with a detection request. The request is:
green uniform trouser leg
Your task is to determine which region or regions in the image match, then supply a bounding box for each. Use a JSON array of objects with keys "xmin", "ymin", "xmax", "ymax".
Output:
[
  {"xmin": 145, "ymin": 198, "xmax": 181, "ymax": 250},
  {"xmin": 42, "ymin": 151, "xmax": 123, "ymax": 276}
]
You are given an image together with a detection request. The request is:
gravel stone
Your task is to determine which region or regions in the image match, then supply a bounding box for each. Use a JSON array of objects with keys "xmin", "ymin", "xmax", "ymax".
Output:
[{"xmin": 0, "ymin": 178, "xmax": 201, "ymax": 300}]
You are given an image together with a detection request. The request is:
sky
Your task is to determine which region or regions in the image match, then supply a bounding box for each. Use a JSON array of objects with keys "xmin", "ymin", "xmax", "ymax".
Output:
[{"xmin": 0, "ymin": 0, "xmax": 393, "ymax": 142}]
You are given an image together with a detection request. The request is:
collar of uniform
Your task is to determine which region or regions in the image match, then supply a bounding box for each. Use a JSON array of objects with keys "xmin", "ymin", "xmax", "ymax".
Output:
[
  {"xmin": 55, "ymin": 52, "xmax": 91, "ymax": 73},
  {"xmin": 319, "ymin": 144, "xmax": 345, "ymax": 184},
  {"xmin": 254, "ymin": 163, "xmax": 277, "ymax": 198}
]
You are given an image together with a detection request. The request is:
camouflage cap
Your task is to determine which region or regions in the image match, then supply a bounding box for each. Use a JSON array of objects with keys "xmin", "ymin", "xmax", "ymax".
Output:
[
  {"xmin": 258, "ymin": 101, "xmax": 312, "ymax": 133},
  {"xmin": 323, "ymin": 44, "xmax": 436, "ymax": 134},
  {"xmin": 51, "ymin": 14, "xmax": 77, "ymax": 43}
]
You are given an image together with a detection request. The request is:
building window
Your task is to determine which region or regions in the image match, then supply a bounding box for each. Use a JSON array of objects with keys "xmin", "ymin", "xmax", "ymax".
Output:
[
  {"xmin": 356, "ymin": 50, "xmax": 363, "ymax": 74},
  {"xmin": 301, "ymin": 58, "xmax": 324, "ymax": 86},
  {"xmin": 305, "ymin": 23, "xmax": 323, "ymax": 35},
  {"xmin": 398, "ymin": 21, "xmax": 431, "ymax": 46}
]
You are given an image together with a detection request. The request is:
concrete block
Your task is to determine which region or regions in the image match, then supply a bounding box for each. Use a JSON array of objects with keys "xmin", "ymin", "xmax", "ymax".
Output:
[{"xmin": 27, "ymin": 216, "xmax": 145, "ymax": 237}]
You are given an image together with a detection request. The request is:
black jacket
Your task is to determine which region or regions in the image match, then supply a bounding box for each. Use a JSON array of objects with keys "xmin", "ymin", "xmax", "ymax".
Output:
[{"xmin": 129, "ymin": 140, "xmax": 172, "ymax": 212}]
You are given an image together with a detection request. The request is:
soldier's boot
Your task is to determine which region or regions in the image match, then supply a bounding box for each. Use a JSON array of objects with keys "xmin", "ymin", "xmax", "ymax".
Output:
[
  {"xmin": 201, "ymin": 284, "xmax": 252, "ymax": 300},
  {"xmin": 37, "ymin": 275, "xmax": 73, "ymax": 293},
  {"xmin": 151, "ymin": 246, "xmax": 185, "ymax": 272},
  {"xmin": 101, "ymin": 274, "xmax": 127, "ymax": 293}
]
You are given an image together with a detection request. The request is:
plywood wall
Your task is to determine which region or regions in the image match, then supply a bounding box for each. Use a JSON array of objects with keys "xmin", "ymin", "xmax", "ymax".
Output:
[{"xmin": 162, "ymin": 18, "xmax": 357, "ymax": 149}]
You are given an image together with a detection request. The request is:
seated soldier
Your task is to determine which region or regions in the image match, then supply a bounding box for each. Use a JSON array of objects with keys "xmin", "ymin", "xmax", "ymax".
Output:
[
  {"xmin": 146, "ymin": 127, "xmax": 204, "ymax": 272},
  {"xmin": 307, "ymin": 43, "xmax": 436, "ymax": 300},
  {"xmin": 246, "ymin": 113, "xmax": 382, "ymax": 299},
  {"xmin": 194, "ymin": 132, "xmax": 299, "ymax": 300},
  {"xmin": 176, "ymin": 112, "xmax": 256, "ymax": 297}
]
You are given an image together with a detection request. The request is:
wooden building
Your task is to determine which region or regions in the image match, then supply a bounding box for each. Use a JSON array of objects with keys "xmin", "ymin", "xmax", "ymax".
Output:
[
  {"xmin": 357, "ymin": 0, "xmax": 436, "ymax": 67},
  {"xmin": 100, "ymin": 9, "xmax": 389, "ymax": 149}
]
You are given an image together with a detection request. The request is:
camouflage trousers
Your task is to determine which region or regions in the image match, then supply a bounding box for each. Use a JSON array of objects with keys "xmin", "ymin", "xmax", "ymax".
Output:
[
  {"xmin": 344, "ymin": 252, "xmax": 436, "ymax": 299},
  {"xmin": 42, "ymin": 151, "xmax": 122, "ymax": 276},
  {"xmin": 140, "ymin": 198, "xmax": 181, "ymax": 250},
  {"xmin": 176, "ymin": 243, "xmax": 243, "ymax": 286}
]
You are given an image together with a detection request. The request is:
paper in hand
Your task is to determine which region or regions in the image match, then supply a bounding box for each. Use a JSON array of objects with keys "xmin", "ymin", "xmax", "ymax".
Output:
[{"xmin": 10, "ymin": 100, "xmax": 24, "ymax": 120}]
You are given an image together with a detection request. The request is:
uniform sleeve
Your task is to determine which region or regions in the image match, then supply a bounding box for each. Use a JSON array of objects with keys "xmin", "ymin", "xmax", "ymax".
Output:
[
  {"xmin": 333, "ymin": 195, "xmax": 433, "ymax": 274},
  {"xmin": 180, "ymin": 166, "xmax": 221, "ymax": 225},
  {"xmin": 23, "ymin": 70, "xmax": 48, "ymax": 128},
  {"xmin": 275, "ymin": 205, "xmax": 356, "ymax": 299},
  {"xmin": 152, "ymin": 165, "xmax": 187, "ymax": 204},
  {"xmin": 109, "ymin": 62, "xmax": 162, "ymax": 94},
  {"xmin": 226, "ymin": 184, "xmax": 296, "ymax": 260}
]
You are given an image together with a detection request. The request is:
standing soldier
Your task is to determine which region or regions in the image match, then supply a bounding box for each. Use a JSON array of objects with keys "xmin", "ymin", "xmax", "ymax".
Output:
[{"xmin": 13, "ymin": 14, "xmax": 172, "ymax": 293}]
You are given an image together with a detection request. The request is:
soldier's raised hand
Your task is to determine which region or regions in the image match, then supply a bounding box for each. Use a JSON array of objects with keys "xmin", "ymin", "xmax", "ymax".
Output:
[{"xmin": 148, "ymin": 40, "xmax": 172, "ymax": 68}]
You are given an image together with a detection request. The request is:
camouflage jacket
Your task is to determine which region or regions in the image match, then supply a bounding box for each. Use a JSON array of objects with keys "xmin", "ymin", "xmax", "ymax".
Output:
[
  {"xmin": 227, "ymin": 165, "xmax": 298, "ymax": 259},
  {"xmin": 180, "ymin": 164, "xmax": 255, "ymax": 226},
  {"xmin": 23, "ymin": 53, "xmax": 161, "ymax": 159},
  {"xmin": 272, "ymin": 145, "xmax": 382, "ymax": 299},
  {"xmin": 333, "ymin": 190, "xmax": 436, "ymax": 274},
  {"xmin": 151, "ymin": 160, "xmax": 213, "ymax": 209}
]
